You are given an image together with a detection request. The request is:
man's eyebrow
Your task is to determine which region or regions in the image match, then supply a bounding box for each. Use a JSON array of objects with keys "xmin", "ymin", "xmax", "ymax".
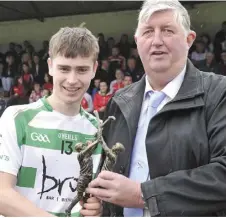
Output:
[
  {"xmin": 162, "ymin": 24, "xmax": 175, "ymax": 28},
  {"xmin": 57, "ymin": 64, "xmax": 71, "ymax": 68},
  {"xmin": 76, "ymin": 66, "xmax": 90, "ymax": 68},
  {"xmin": 57, "ymin": 65, "xmax": 91, "ymax": 69}
]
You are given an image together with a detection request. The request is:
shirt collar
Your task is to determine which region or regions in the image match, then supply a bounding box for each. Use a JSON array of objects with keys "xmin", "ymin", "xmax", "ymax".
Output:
[{"xmin": 144, "ymin": 64, "xmax": 186, "ymax": 100}]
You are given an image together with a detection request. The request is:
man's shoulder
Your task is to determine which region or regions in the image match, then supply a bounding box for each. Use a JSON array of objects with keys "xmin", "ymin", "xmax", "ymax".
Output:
[
  {"xmin": 198, "ymin": 71, "xmax": 226, "ymax": 107},
  {"xmin": 199, "ymin": 70, "xmax": 226, "ymax": 91}
]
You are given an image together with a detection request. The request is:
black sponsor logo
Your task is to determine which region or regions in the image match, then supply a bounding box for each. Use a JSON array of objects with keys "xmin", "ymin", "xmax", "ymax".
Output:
[{"xmin": 37, "ymin": 155, "xmax": 78, "ymax": 199}]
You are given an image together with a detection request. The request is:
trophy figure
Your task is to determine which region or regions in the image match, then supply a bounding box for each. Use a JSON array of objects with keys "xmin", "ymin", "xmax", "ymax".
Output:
[{"xmin": 65, "ymin": 111, "xmax": 123, "ymax": 217}]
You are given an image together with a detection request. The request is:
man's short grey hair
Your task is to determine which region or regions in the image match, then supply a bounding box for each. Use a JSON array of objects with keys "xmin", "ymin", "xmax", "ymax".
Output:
[{"xmin": 135, "ymin": 0, "xmax": 191, "ymax": 36}]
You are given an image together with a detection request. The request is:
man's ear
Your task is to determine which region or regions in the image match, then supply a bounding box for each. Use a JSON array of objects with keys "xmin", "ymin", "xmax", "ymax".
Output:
[
  {"xmin": 134, "ymin": 35, "xmax": 137, "ymax": 44},
  {"xmin": 187, "ymin": 30, "xmax": 196, "ymax": 49},
  {"xmin": 47, "ymin": 57, "xmax": 53, "ymax": 76},
  {"xmin": 92, "ymin": 61, "xmax": 98, "ymax": 79}
]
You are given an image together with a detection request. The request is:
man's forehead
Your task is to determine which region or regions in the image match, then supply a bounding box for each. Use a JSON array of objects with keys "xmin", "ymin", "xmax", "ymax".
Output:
[
  {"xmin": 138, "ymin": 10, "xmax": 177, "ymax": 28},
  {"xmin": 53, "ymin": 55, "xmax": 93, "ymax": 67}
]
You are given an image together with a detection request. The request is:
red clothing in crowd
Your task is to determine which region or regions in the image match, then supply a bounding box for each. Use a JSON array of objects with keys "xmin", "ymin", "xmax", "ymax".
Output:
[
  {"xmin": 93, "ymin": 92, "xmax": 112, "ymax": 111},
  {"xmin": 23, "ymin": 73, "xmax": 33, "ymax": 83},
  {"xmin": 81, "ymin": 97, "xmax": 88, "ymax": 109},
  {"xmin": 81, "ymin": 93, "xmax": 93, "ymax": 112},
  {"xmin": 12, "ymin": 85, "xmax": 24, "ymax": 97},
  {"xmin": 29, "ymin": 90, "xmax": 42, "ymax": 103},
  {"xmin": 43, "ymin": 82, "xmax": 53, "ymax": 91},
  {"xmin": 110, "ymin": 80, "xmax": 124, "ymax": 94}
]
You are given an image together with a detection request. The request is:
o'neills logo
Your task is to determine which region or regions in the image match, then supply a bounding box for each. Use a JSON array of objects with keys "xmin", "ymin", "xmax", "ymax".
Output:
[{"xmin": 58, "ymin": 133, "xmax": 77, "ymax": 141}]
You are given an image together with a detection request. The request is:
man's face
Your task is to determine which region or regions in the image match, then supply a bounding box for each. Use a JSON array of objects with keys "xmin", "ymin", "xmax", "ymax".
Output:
[
  {"xmin": 206, "ymin": 52, "xmax": 214, "ymax": 63},
  {"xmin": 112, "ymin": 48, "xmax": 119, "ymax": 57},
  {"xmin": 22, "ymin": 53, "xmax": 30, "ymax": 63},
  {"xmin": 196, "ymin": 42, "xmax": 205, "ymax": 53},
  {"xmin": 115, "ymin": 69, "xmax": 123, "ymax": 80},
  {"xmin": 94, "ymin": 79, "xmax": 100, "ymax": 88},
  {"xmin": 24, "ymin": 40, "xmax": 30, "ymax": 48},
  {"xmin": 136, "ymin": 10, "xmax": 195, "ymax": 75},
  {"xmin": 15, "ymin": 45, "xmax": 22, "ymax": 53},
  {"xmin": 131, "ymin": 48, "xmax": 139, "ymax": 58},
  {"xmin": 33, "ymin": 55, "xmax": 40, "ymax": 64},
  {"xmin": 121, "ymin": 34, "xmax": 128, "ymax": 43},
  {"xmin": 34, "ymin": 84, "xmax": 40, "ymax": 92},
  {"xmin": 123, "ymin": 76, "xmax": 132, "ymax": 86},
  {"xmin": 23, "ymin": 64, "xmax": 29, "ymax": 73},
  {"xmin": 127, "ymin": 58, "xmax": 136, "ymax": 69},
  {"xmin": 101, "ymin": 60, "xmax": 109, "ymax": 69},
  {"xmin": 6, "ymin": 56, "xmax": 14, "ymax": 65},
  {"xmin": 99, "ymin": 82, "xmax": 108, "ymax": 93},
  {"xmin": 48, "ymin": 55, "xmax": 97, "ymax": 105}
]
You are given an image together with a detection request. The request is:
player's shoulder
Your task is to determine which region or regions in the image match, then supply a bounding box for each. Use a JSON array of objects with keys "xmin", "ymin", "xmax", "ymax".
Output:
[{"xmin": 1, "ymin": 100, "xmax": 44, "ymax": 121}]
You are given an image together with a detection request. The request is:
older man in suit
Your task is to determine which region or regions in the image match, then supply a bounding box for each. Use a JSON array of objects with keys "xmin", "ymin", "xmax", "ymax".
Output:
[{"xmin": 87, "ymin": 0, "xmax": 226, "ymax": 216}]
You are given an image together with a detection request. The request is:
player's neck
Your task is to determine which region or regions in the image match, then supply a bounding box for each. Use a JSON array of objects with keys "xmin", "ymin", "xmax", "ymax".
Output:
[{"xmin": 47, "ymin": 95, "xmax": 80, "ymax": 117}]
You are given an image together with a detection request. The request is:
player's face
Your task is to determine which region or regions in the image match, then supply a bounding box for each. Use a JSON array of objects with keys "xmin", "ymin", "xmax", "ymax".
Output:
[{"xmin": 48, "ymin": 55, "xmax": 97, "ymax": 105}]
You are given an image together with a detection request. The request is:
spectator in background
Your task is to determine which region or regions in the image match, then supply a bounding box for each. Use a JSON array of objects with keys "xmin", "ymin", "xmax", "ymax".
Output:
[
  {"xmin": 108, "ymin": 46, "xmax": 126, "ymax": 70},
  {"xmin": 81, "ymin": 92, "xmax": 93, "ymax": 113},
  {"xmin": 21, "ymin": 52, "xmax": 31, "ymax": 65},
  {"xmin": 218, "ymin": 50, "xmax": 226, "ymax": 76},
  {"xmin": 107, "ymin": 37, "xmax": 115, "ymax": 56},
  {"xmin": 2, "ymin": 54, "xmax": 17, "ymax": 96},
  {"xmin": 39, "ymin": 40, "xmax": 49, "ymax": 62},
  {"xmin": 41, "ymin": 88, "xmax": 50, "ymax": 98},
  {"xmin": 25, "ymin": 45, "xmax": 35, "ymax": 58},
  {"xmin": 43, "ymin": 73, "xmax": 53, "ymax": 92},
  {"xmin": 93, "ymin": 80, "xmax": 112, "ymax": 118},
  {"xmin": 10, "ymin": 76, "xmax": 25, "ymax": 98},
  {"xmin": 14, "ymin": 44, "xmax": 23, "ymax": 66},
  {"xmin": 214, "ymin": 21, "xmax": 226, "ymax": 62},
  {"xmin": 117, "ymin": 34, "xmax": 131, "ymax": 59},
  {"xmin": 201, "ymin": 33, "xmax": 214, "ymax": 52},
  {"xmin": 31, "ymin": 53, "xmax": 47, "ymax": 85},
  {"xmin": 7, "ymin": 75, "xmax": 29, "ymax": 106},
  {"xmin": 196, "ymin": 52, "xmax": 220, "ymax": 74},
  {"xmin": 29, "ymin": 83, "xmax": 42, "ymax": 103},
  {"xmin": 22, "ymin": 63, "xmax": 33, "ymax": 91},
  {"xmin": 5, "ymin": 42, "xmax": 17, "ymax": 58},
  {"xmin": 123, "ymin": 74, "xmax": 133, "ymax": 87},
  {"xmin": 191, "ymin": 40, "xmax": 207, "ymax": 65},
  {"xmin": 91, "ymin": 78, "xmax": 100, "ymax": 99},
  {"xmin": 127, "ymin": 57, "xmax": 143, "ymax": 82},
  {"xmin": 98, "ymin": 33, "xmax": 108, "ymax": 60},
  {"xmin": 130, "ymin": 46, "xmax": 143, "ymax": 71},
  {"xmin": 19, "ymin": 52, "xmax": 32, "ymax": 73},
  {"xmin": 23, "ymin": 40, "xmax": 31, "ymax": 50},
  {"xmin": 95, "ymin": 58, "xmax": 111, "ymax": 84},
  {"xmin": 110, "ymin": 68, "xmax": 124, "ymax": 94}
]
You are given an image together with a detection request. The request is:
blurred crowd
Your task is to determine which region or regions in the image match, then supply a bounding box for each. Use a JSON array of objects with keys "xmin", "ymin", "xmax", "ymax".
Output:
[{"xmin": 0, "ymin": 21, "xmax": 226, "ymax": 117}]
